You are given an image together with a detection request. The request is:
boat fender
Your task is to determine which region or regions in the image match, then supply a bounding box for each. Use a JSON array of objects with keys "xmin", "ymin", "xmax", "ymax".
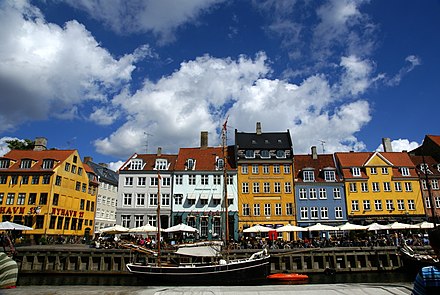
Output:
[{"xmin": 219, "ymin": 259, "xmax": 227, "ymax": 265}]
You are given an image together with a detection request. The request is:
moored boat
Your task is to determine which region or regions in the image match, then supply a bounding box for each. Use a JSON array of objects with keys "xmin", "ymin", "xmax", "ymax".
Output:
[{"xmin": 267, "ymin": 272, "xmax": 309, "ymax": 281}]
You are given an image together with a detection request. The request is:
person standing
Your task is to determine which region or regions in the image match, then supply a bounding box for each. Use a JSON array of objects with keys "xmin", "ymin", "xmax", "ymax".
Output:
[{"xmin": 411, "ymin": 227, "xmax": 440, "ymax": 295}]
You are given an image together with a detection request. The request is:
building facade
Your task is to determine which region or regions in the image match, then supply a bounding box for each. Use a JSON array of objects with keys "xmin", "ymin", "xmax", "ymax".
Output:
[
  {"xmin": 294, "ymin": 147, "xmax": 347, "ymax": 237},
  {"xmin": 0, "ymin": 139, "xmax": 96, "ymax": 242},
  {"xmin": 235, "ymin": 122, "xmax": 295, "ymax": 234}
]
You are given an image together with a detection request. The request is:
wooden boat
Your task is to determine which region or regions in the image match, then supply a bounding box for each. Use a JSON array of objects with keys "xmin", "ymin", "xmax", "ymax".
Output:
[
  {"xmin": 267, "ymin": 273, "xmax": 309, "ymax": 281},
  {"xmin": 399, "ymin": 243, "xmax": 439, "ymax": 275}
]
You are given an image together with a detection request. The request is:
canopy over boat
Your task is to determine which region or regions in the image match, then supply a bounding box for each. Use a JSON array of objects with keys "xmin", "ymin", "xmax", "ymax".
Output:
[{"xmin": 175, "ymin": 241, "xmax": 223, "ymax": 257}]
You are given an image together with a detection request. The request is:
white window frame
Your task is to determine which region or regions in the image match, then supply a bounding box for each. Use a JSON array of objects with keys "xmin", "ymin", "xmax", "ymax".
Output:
[
  {"xmin": 352, "ymin": 167, "xmax": 361, "ymax": 177},
  {"xmin": 303, "ymin": 170, "xmax": 315, "ymax": 182},
  {"xmin": 333, "ymin": 188, "xmax": 341, "ymax": 199}
]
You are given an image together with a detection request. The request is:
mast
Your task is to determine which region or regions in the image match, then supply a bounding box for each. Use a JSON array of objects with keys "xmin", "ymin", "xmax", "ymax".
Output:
[
  {"xmin": 222, "ymin": 119, "xmax": 229, "ymax": 245},
  {"xmin": 156, "ymin": 169, "xmax": 162, "ymax": 266}
]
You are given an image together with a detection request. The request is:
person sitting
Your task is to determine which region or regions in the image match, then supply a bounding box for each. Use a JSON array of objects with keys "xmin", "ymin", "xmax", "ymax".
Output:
[{"xmin": 411, "ymin": 227, "xmax": 440, "ymax": 295}]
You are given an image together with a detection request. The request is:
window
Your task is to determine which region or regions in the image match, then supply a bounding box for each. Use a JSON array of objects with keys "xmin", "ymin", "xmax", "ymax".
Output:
[
  {"xmin": 121, "ymin": 215, "xmax": 131, "ymax": 228},
  {"xmin": 10, "ymin": 175, "xmax": 18, "ymax": 185},
  {"xmin": 155, "ymin": 159, "xmax": 168, "ymax": 170},
  {"xmin": 432, "ymin": 180, "xmax": 439, "ymax": 190},
  {"xmin": 320, "ymin": 207, "xmax": 328, "ymax": 219},
  {"xmin": 401, "ymin": 167, "xmax": 410, "ymax": 176},
  {"xmin": 42, "ymin": 159, "xmax": 54, "ymax": 169},
  {"xmin": 351, "ymin": 200, "xmax": 359, "ymax": 211},
  {"xmin": 381, "ymin": 167, "xmax": 388, "ymax": 174},
  {"xmin": 0, "ymin": 159, "xmax": 10, "ymax": 168},
  {"xmin": 162, "ymin": 194, "xmax": 170, "ymax": 206},
  {"xmin": 175, "ymin": 175, "xmax": 183, "ymax": 185},
  {"xmin": 252, "ymin": 164, "xmax": 259, "ymax": 174},
  {"xmin": 174, "ymin": 194, "xmax": 183, "ymax": 205},
  {"xmin": 363, "ymin": 200, "xmax": 371, "ymax": 211},
  {"xmin": 42, "ymin": 175, "xmax": 51, "ymax": 184},
  {"xmin": 299, "ymin": 188, "xmax": 307, "ymax": 199},
  {"xmin": 65, "ymin": 162, "xmax": 70, "ymax": 172},
  {"xmin": 408, "ymin": 199, "xmax": 416, "ymax": 210},
  {"xmin": 273, "ymin": 164, "xmax": 280, "ymax": 174},
  {"xmin": 213, "ymin": 175, "xmax": 221, "ymax": 185},
  {"xmin": 352, "ymin": 167, "xmax": 361, "ymax": 177},
  {"xmin": 125, "ymin": 177, "xmax": 133, "ymax": 186},
  {"xmin": 149, "ymin": 194, "xmax": 158, "ymax": 206},
  {"xmin": 335, "ymin": 207, "xmax": 343, "ymax": 219},
  {"xmin": 245, "ymin": 150, "xmax": 255, "ymax": 158},
  {"xmin": 200, "ymin": 218, "xmax": 208, "ymax": 237},
  {"xmin": 78, "ymin": 167, "xmax": 83, "ymax": 176},
  {"xmin": 276, "ymin": 150, "xmax": 285, "ymax": 158},
  {"xmin": 285, "ymin": 182, "xmax": 292, "ymax": 193},
  {"xmin": 17, "ymin": 193, "xmax": 25, "ymax": 205},
  {"xmin": 39, "ymin": 193, "xmax": 47, "ymax": 205},
  {"xmin": 55, "ymin": 176, "xmax": 61, "ymax": 186},
  {"xmin": 134, "ymin": 215, "xmax": 143, "ymax": 228},
  {"xmin": 383, "ymin": 182, "xmax": 391, "ymax": 192},
  {"xmin": 150, "ymin": 177, "xmax": 159, "ymax": 186},
  {"xmin": 0, "ymin": 176, "xmax": 7, "ymax": 184},
  {"xmin": 188, "ymin": 175, "xmax": 196, "ymax": 185},
  {"xmin": 227, "ymin": 175, "xmax": 233, "ymax": 185},
  {"xmin": 31, "ymin": 175, "xmax": 39, "ymax": 185},
  {"xmin": 20, "ymin": 159, "xmax": 32, "ymax": 169},
  {"xmin": 309, "ymin": 188, "xmax": 317, "ymax": 199},
  {"xmin": 241, "ymin": 164, "xmax": 248, "ymax": 174},
  {"xmin": 260, "ymin": 150, "xmax": 270, "ymax": 159},
  {"xmin": 395, "ymin": 182, "xmax": 402, "ymax": 192},
  {"xmin": 201, "ymin": 175, "xmax": 209, "ymax": 185},
  {"xmin": 319, "ymin": 188, "xmax": 327, "ymax": 199},
  {"xmin": 82, "ymin": 183, "xmax": 86, "ymax": 192},
  {"xmin": 242, "ymin": 204, "xmax": 250, "ymax": 216},
  {"xmin": 253, "ymin": 204, "xmax": 260, "ymax": 216},
  {"xmin": 370, "ymin": 167, "xmax": 377, "ymax": 174},
  {"xmin": 262, "ymin": 164, "xmax": 269, "ymax": 174},
  {"xmin": 186, "ymin": 159, "xmax": 195, "ymax": 170},
  {"xmin": 374, "ymin": 200, "xmax": 382, "ymax": 211},
  {"xmin": 300, "ymin": 207, "xmax": 308, "ymax": 219},
  {"xmin": 75, "ymin": 181, "xmax": 80, "ymax": 191},
  {"xmin": 21, "ymin": 175, "xmax": 29, "ymax": 184},
  {"xmin": 253, "ymin": 182, "xmax": 260, "ymax": 193},
  {"xmin": 324, "ymin": 170, "xmax": 336, "ymax": 182},
  {"xmin": 216, "ymin": 158, "xmax": 224, "ymax": 170},
  {"xmin": 274, "ymin": 182, "xmax": 281, "ymax": 193},
  {"xmin": 284, "ymin": 164, "xmax": 291, "ymax": 174},
  {"xmin": 123, "ymin": 193, "xmax": 132, "ymax": 206},
  {"xmin": 162, "ymin": 177, "xmax": 171, "ymax": 186},
  {"xmin": 349, "ymin": 183, "xmax": 357, "ymax": 192},
  {"xmin": 130, "ymin": 159, "xmax": 143, "ymax": 170},
  {"xmin": 71, "ymin": 165, "xmax": 77, "ymax": 174},
  {"xmin": 286, "ymin": 203, "xmax": 293, "ymax": 215},
  {"xmin": 386, "ymin": 200, "xmax": 394, "ymax": 211},
  {"xmin": 263, "ymin": 182, "xmax": 270, "ymax": 193},
  {"xmin": 404, "ymin": 182, "xmax": 413, "ymax": 192},
  {"xmin": 436, "ymin": 197, "xmax": 440, "ymax": 209},
  {"xmin": 361, "ymin": 182, "xmax": 369, "ymax": 192},
  {"xmin": 53, "ymin": 194, "xmax": 59, "ymax": 206},
  {"xmin": 372, "ymin": 182, "xmax": 380, "ymax": 192},
  {"xmin": 242, "ymin": 182, "xmax": 249, "ymax": 193},
  {"xmin": 397, "ymin": 199, "xmax": 405, "ymax": 210},
  {"xmin": 333, "ymin": 188, "xmax": 341, "ymax": 199},
  {"xmin": 28, "ymin": 193, "xmax": 36, "ymax": 205},
  {"xmin": 275, "ymin": 203, "xmax": 282, "ymax": 215},
  {"xmin": 310, "ymin": 207, "xmax": 318, "ymax": 219},
  {"xmin": 136, "ymin": 193, "xmax": 145, "ymax": 206},
  {"xmin": 303, "ymin": 170, "xmax": 315, "ymax": 182},
  {"xmin": 138, "ymin": 177, "xmax": 146, "ymax": 186}
]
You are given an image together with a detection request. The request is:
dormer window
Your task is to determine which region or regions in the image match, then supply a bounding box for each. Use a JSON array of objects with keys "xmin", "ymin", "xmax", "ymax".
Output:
[
  {"xmin": 260, "ymin": 150, "xmax": 270, "ymax": 159},
  {"xmin": 420, "ymin": 164, "xmax": 432, "ymax": 174},
  {"xmin": 186, "ymin": 159, "xmax": 195, "ymax": 170},
  {"xmin": 0, "ymin": 159, "xmax": 10, "ymax": 169},
  {"xmin": 155, "ymin": 159, "xmax": 168, "ymax": 170},
  {"xmin": 42, "ymin": 159, "xmax": 54, "ymax": 169},
  {"xmin": 20, "ymin": 159, "xmax": 32, "ymax": 169},
  {"xmin": 400, "ymin": 167, "xmax": 410, "ymax": 176},
  {"xmin": 303, "ymin": 169, "xmax": 315, "ymax": 182},
  {"xmin": 130, "ymin": 159, "xmax": 143, "ymax": 170},
  {"xmin": 352, "ymin": 167, "xmax": 361, "ymax": 177},
  {"xmin": 276, "ymin": 150, "xmax": 285, "ymax": 158},
  {"xmin": 245, "ymin": 150, "xmax": 255, "ymax": 159},
  {"xmin": 216, "ymin": 158, "xmax": 224, "ymax": 170},
  {"xmin": 324, "ymin": 170, "xmax": 336, "ymax": 182}
]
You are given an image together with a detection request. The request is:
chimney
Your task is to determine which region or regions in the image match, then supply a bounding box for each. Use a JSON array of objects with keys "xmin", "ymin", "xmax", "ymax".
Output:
[
  {"xmin": 157, "ymin": 147, "xmax": 162, "ymax": 156},
  {"xmin": 34, "ymin": 137, "xmax": 47, "ymax": 151},
  {"xmin": 200, "ymin": 131, "xmax": 208, "ymax": 149},
  {"xmin": 311, "ymin": 146, "xmax": 318, "ymax": 160},
  {"xmin": 256, "ymin": 122, "xmax": 262, "ymax": 135},
  {"xmin": 83, "ymin": 156, "xmax": 93, "ymax": 164},
  {"xmin": 382, "ymin": 138, "xmax": 393, "ymax": 152}
]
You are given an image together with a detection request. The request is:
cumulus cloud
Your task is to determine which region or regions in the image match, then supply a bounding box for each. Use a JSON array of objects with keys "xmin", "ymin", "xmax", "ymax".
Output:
[
  {"xmin": 61, "ymin": 0, "xmax": 224, "ymax": 44},
  {"xmin": 107, "ymin": 160, "xmax": 124, "ymax": 172},
  {"xmin": 386, "ymin": 55, "xmax": 422, "ymax": 86},
  {"xmin": 0, "ymin": 136, "xmax": 20, "ymax": 156},
  {"xmin": 0, "ymin": 0, "xmax": 150, "ymax": 132},
  {"xmin": 376, "ymin": 139, "xmax": 420, "ymax": 152},
  {"xmin": 338, "ymin": 55, "xmax": 374, "ymax": 96}
]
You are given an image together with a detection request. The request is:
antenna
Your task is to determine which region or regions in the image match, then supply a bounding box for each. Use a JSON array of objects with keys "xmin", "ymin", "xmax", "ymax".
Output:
[
  {"xmin": 319, "ymin": 140, "xmax": 326, "ymax": 153},
  {"xmin": 144, "ymin": 132, "xmax": 153, "ymax": 153}
]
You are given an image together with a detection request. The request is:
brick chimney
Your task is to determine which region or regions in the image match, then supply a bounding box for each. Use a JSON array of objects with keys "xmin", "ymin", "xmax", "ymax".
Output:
[
  {"xmin": 382, "ymin": 138, "xmax": 393, "ymax": 152},
  {"xmin": 256, "ymin": 122, "xmax": 262, "ymax": 135},
  {"xmin": 157, "ymin": 147, "xmax": 162, "ymax": 156},
  {"xmin": 34, "ymin": 137, "xmax": 47, "ymax": 151},
  {"xmin": 200, "ymin": 131, "xmax": 208, "ymax": 149},
  {"xmin": 311, "ymin": 146, "xmax": 318, "ymax": 160},
  {"xmin": 83, "ymin": 156, "xmax": 93, "ymax": 164}
]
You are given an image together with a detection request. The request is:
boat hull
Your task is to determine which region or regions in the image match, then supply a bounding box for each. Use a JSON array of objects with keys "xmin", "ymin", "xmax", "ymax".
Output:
[
  {"xmin": 267, "ymin": 273, "xmax": 309, "ymax": 281},
  {"xmin": 126, "ymin": 256, "xmax": 271, "ymax": 285}
]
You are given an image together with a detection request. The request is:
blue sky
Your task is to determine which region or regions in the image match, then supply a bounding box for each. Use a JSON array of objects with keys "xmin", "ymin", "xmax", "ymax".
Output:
[{"xmin": 1, "ymin": 0, "xmax": 439, "ymax": 171}]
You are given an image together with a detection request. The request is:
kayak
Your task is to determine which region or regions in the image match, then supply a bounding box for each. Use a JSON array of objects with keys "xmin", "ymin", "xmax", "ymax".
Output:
[{"xmin": 267, "ymin": 273, "xmax": 309, "ymax": 281}]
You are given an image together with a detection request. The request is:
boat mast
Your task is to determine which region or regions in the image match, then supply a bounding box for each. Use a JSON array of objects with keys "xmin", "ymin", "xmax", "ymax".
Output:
[
  {"xmin": 156, "ymin": 169, "xmax": 162, "ymax": 266},
  {"xmin": 222, "ymin": 119, "xmax": 229, "ymax": 245}
]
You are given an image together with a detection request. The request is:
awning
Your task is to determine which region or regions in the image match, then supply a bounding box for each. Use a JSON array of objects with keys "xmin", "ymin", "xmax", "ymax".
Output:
[
  {"xmin": 187, "ymin": 193, "xmax": 197, "ymax": 200},
  {"xmin": 227, "ymin": 194, "xmax": 234, "ymax": 199},
  {"xmin": 200, "ymin": 194, "xmax": 209, "ymax": 200},
  {"xmin": 212, "ymin": 194, "xmax": 222, "ymax": 199}
]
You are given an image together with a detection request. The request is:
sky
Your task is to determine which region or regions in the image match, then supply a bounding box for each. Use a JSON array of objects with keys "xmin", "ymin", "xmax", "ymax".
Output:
[{"xmin": 1, "ymin": 0, "xmax": 439, "ymax": 171}]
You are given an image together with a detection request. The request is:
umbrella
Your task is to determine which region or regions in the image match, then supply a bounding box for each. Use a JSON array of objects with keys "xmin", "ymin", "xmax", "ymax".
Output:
[
  {"xmin": 99, "ymin": 225, "xmax": 129, "ymax": 234},
  {"xmin": 366, "ymin": 222, "xmax": 388, "ymax": 231},
  {"xmin": 306, "ymin": 223, "xmax": 339, "ymax": 231},
  {"xmin": 384, "ymin": 222, "xmax": 419, "ymax": 230},
  {"xmin": 275, "ymin": 224, "xmax": 307, "ymax": 232},
  {"xmin": 164, "ymin": 223, "xmax": 198, "ymax": 233},
  {"xmin": 0, "ymin": 221, "xmax": 33, "ymax": 231},
  {"xmin": 415, "ymin": 221, "xmax": 435, "ymax": 229},
  {"xmin": 243, "ymin": 224, "xmax": 271, "ymax": 233},
  {"xmin": 338, "ymin": 222, "xmax": 368, "ymax": 231},
  {"xmin": 128, "ymin": 224, "xmax": 161, "ymax": 233}
]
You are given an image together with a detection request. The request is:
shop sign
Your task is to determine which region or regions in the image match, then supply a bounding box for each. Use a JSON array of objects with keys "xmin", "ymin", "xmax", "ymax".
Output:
[
  {"xmin": 0, "ymin": 207, "xmax": 26, "ymax": 214},
  {"xmin": 51, "ymin": 208, "xmax": 84, "ymax": 218}
]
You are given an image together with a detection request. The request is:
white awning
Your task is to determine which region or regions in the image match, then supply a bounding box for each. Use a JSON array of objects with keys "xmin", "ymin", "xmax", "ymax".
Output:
[
  {"xmin": 212, "ymin": 193, "xmax": 222, "ymax": 199},
  {"xmin": 187, "ymin": 193, "xmax": 197, "ymax": 200},
  {"xmin": 200, "ymin": 194, "xmax": 209, "ymax": 200},
  {"xmin": 227, "ymin": 194, "xmax": 234, "ymax": 199}
]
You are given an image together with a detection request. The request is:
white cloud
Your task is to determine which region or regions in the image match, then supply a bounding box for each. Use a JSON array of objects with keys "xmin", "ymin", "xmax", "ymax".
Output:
[
  {"xmin": 338, "ymin": 55, "xmax": 374, "ymax": 96},
  {"xmin": 107, "ymin": 160, "xmax": 124, "ymax": 172},
  {"xmin": 0, "ymin": 136, "xmax": 20, "ymax": 156},
  {"xmin": 376, "ymin": 139, "xmax": 420, "ymax": 152},
  {"xmin": 386, "ymin": 55, "xmax": 422, "ymax": 86},
  {"xmin": 61, "ymin": 0, "xmax": 224, "ymax": 44},
  {"xmin": 0, "ymin": 1, "xmax": 148, "ymax": 132}
]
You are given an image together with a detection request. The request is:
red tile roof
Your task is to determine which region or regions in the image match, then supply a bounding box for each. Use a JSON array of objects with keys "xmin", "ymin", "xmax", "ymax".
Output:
[
  {"xmin": 294, "ymin": 154, "xmax": 340, "ymax": 182},
  {"xmin": 175, "ymin": 146, "xmax": 235, "ymax": 171},
  {"xmin": 119, "ymin": 153, "xmax": 178, "ymax": 172},
  {"xmin": 427, "ymin": 135, "xmax": 440, "ymax": 146},
  {"xmin": 1, "ymin": 149, "xmax": 75, "ymax": 172}
]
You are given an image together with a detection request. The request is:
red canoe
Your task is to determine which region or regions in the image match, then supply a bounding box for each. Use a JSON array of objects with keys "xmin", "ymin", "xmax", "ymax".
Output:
[{"xmin": 267, "ymin": 273, "xmax": 309, "ymax": 281}]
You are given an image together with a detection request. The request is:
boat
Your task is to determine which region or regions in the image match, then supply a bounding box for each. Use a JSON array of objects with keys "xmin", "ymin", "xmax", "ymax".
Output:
[
  {"xmin": 399, "ymin": 243, "xmax": 439, "ymax": 275},
  {"xmin": 267, "ymin": 273, "xmax": 309, "ymax": 282},
  {"xmin": 125, "ymin": 120, "xmax": 271, "ymax": 285}
]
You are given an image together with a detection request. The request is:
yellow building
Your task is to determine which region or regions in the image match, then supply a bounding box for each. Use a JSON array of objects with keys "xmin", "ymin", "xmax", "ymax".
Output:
[
  {"xmin": 235, "ymin": 123, "xmax": 295, "ymax": 236},
  {"xmin": 0, "ymin": 139, "xmax": 96, "ymax": 243},
  {"xmin": 335, "ymin": 151, "xmax": 425, "ymax": 224}
]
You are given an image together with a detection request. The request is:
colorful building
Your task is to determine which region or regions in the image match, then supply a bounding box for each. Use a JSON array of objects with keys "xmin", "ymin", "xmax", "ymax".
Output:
[
  {"xmin": 0, "ymin": 138, "xmax": 97, "ymax": 242},
  {"xmin": 235, "ymin": 122, "xmax": 295, "ymax": 235},
  {"xmin": 335, "ymin": 150, "xmax": 425, "ymax": 224},
  {"xmin": 294, "ymin": 146, "xmax": 347, "ymax": 237}
]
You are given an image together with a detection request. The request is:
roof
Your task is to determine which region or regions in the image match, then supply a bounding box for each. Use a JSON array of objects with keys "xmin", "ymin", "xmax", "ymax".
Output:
[
  {"xmin": 85, "ymin": 161, "xmax": 119, "ymax": 184},
  {"xmin": 427, "ymin": 135, "xmax": 440, "ymax": 146},
  {"xmin": 409, "ymin": 155, "xmax": 440, "ymax": 177},
  {"xmin": 235, "ymin": 130, "xmax": 292, "ymax": 149},
  {"xmin": 119, "ymin": 153, "xmax": 178, "ymax": 172},
  {"xmin": 175, "ymin": 146, "xmax": 236, "ymax": 171},
  {"xmin": 0, "ymin": 149, "xmax": 76, "ymax": 172},
  {"xmin": 294, "ymin": 154, "xmax": 340, "ymax": 182}
]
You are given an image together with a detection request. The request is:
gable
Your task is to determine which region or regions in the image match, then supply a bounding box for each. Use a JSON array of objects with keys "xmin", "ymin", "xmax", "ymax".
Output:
[{"xmin": 365, "ymin": 152, "xmax": 393, "ymax": 167}]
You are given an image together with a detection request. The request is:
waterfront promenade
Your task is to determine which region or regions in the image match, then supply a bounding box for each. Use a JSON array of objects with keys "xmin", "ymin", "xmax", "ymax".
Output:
[{"xmin": 1, "ymin": 283, "xmax": 414, "ymax": 295}]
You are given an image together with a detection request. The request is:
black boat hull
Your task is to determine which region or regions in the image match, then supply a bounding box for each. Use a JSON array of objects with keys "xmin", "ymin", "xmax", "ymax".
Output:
[{"xmin": 126, "ymin": 256, "xmax": 271, "ymax": 285}]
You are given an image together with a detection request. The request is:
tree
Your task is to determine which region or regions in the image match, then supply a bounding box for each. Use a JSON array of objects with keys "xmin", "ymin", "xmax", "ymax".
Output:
[{"xmin": 5, "ymin": 139, "xmax": 35, "ymax": 150}]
